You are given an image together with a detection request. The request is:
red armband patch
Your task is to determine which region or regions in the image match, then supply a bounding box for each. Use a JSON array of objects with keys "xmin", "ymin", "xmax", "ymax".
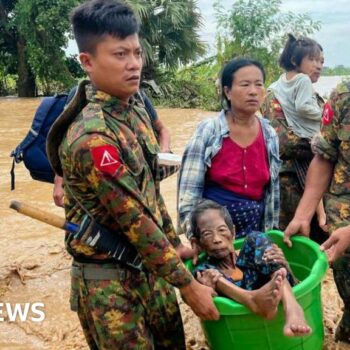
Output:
[
  {"xmin": 272, "ymin": 99, "xmax": 282, "ymax": 112},
  {"xmin": 91, "ymin": 145, "xmax": 121, "ymax": 176},
  {"xmin": 322, "ymin": 102, "xmax": 334, "ymax": 126}
]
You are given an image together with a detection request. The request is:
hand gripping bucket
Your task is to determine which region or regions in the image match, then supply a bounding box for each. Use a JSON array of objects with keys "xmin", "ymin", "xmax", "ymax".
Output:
[{"xmin": 186, "ymin": 230, "xmax": 328, "ymax": 350}]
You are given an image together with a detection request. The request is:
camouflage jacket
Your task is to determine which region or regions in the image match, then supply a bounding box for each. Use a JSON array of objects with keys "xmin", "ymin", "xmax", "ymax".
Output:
[
  {"xmin": 311, "ymin": 81, "xmax": 350, "ymax": 197},
  {"xmin": 47, "ymin": 80, "xmax": 192, "ymax": 288},
  {"xmin": 262, "ymin": 90, "xmax": 324, "ymax": 174}
]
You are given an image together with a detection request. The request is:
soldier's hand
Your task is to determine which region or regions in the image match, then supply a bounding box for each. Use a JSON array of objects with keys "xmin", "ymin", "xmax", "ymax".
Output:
[
  {"xmin": 189, "ymin": 239, "xmax": 201, "ymax": 266},
  {"xmin": 53, "ymin": 175, "xmax": 64, "ymax": 208},
  {"xmin": 320, "ymin": 226, "xmax": 350, "ymax": 263},
  {"xmin": 180, "ymin": 279, "xmax": 219, "ymax": 321},
  {"xmin": 284, "ymin": 217, "xmax": 311, "ymax": 248},
  {"xmin": 175, "ymin": 243, "xmax": 197, "ymax": 261}
]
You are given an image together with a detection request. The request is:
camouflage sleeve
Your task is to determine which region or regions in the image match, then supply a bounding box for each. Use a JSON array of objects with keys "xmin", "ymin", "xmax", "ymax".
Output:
[
  {"xmin": 311, "ymin": 92, "xmax": 341, "ymax": 162},
  {"xmin": 157, "ymin": 193, "xmax": 181, "ymax": 248},
  {"xmin": 72, "ymin": 134, "xmax": 193, "ymax": 288}
]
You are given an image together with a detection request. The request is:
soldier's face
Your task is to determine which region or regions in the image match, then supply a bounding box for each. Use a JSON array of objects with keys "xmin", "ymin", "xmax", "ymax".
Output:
[
  {"xmin": 79, "ymin": 34, "xmax": 143, "ymax": 102},
  {"xmin": 196, "ymin": 209, "xmax": 235, "ymax": 260},
  {"xmin": 298, "ymin": 52, "xmax": 324, "ymax": 83}
]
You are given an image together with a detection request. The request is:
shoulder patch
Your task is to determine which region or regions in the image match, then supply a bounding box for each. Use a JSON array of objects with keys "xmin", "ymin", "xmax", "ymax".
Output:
[
  {"xmin": 271, "ymin": 98, "xmax": 282, "ymax": 112},
  {"xmin": 91, "ymin": 145, "xmax": 121, "ymax": 176},
  {"xmin": 322, "ymin": 102, "xmax": 334, "ymax": 126}
]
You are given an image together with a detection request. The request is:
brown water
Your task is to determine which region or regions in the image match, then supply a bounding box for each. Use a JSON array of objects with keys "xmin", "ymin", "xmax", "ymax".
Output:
[{"xmin": 0, "ymin": 98, "xmax": 347, "ymax": 349}]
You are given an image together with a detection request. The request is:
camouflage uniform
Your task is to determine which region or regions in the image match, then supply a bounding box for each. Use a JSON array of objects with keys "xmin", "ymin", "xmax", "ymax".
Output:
[
  {"xmin": 311, "ymin": 81, "xmax": 350, "ymax": 341},
  {"xmin": 262, "ymin": 91, "xmax": 328, "ymax": 244},
  {"xmin": 47, "ymin": 80, "xmax": 191, "ymax": 349}
]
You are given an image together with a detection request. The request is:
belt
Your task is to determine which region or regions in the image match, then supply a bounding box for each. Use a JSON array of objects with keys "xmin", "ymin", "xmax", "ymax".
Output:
[{"xmin": 71, "ymin": 261, "xmax": 136, "ymax": 281}]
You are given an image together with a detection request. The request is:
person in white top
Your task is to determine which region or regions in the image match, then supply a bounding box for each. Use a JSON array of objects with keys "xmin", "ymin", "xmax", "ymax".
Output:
[
  {"xmin": 266, "ymin": 34, "xmax": 327, "ymax": 238},
  {"xmin": 269, "ymin": 34, "xmax": 324, "ymax": 139}
]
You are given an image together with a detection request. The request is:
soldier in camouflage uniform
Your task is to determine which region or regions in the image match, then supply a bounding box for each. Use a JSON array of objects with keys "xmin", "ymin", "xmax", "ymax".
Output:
[
  {"xmin": 261, "ymin": 91, "xmax": 328, "ymax": 244},
  {"xmin": 46, "ymin": 1, "xmax": 218, "ymax": 349},
  {"xmin": 284, "ymin": 81, "xmax": 350, "ymax": 342}
]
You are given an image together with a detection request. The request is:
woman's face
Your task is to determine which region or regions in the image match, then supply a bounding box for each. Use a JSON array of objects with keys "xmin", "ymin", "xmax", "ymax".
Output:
[
  {"xmin": 196, "ymin": 209, "xmax": 235, "ymax": 260},
  {"xmin": 224, "ymin": 65, "xmax": 265, "ymax": 115},
  {"xmin": 298, "ymin": 52, "xmax": 324, "ymax": 83}
]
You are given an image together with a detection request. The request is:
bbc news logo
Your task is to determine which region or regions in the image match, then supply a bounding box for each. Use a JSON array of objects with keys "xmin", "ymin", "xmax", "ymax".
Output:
[{"xmin": 0, "ymin": 303, "xmax": 45, "ymax": 322}]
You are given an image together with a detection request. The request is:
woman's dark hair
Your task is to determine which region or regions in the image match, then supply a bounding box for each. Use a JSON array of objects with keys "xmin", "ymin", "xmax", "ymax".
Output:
[
  {"xmin": 279, "ymin": 33, "xmax": 323, "ymax": 71},
  {"xmin": 190, "ymin": 199, "xmax": 235, "ymax": 239},
  {"xmin": 70, "ymin": 0, "xmax": 140, "ymax": 54},
  {"xmin": 221, "ymin": 58, "xmax": 266, "ymax": 109}
]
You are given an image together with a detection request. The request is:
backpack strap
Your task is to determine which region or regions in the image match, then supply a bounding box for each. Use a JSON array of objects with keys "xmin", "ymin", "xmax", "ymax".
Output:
[{"xmin": 47, "ymin": 80, "xmax": 90, "ymax": 176}]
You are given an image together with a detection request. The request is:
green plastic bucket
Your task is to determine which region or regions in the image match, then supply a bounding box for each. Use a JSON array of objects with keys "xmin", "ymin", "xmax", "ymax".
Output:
[{"xmin": 186, "ymin": 230, "xmax": 328, "ymax": 350}]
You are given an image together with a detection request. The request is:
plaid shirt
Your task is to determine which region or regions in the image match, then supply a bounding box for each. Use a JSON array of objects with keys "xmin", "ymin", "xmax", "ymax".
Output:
[{"xmin": 177, "ymin": 110, "xmax": 281, "ymax": 238}]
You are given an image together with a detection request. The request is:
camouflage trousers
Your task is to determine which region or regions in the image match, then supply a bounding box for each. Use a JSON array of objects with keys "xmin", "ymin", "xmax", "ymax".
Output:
[
  {"xmin": 279, "ymin": 173, "xmax": 328, "ymax": 244},
  {"xmin": 325, "ymin": 193, "xmax": 350, "ymax": 308},
  {"xmin": 70, "ymin": 262, "xmax": 186, "ymax": 350},
  {"xmin": 324, "ymin": 194, "xmax": 350, "ymax": 341}
]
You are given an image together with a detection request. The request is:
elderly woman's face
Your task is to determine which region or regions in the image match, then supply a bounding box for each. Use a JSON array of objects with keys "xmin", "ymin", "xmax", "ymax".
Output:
[{"xmin": 224, "ymin": 65, "xmax": 265, "ymax": 115}]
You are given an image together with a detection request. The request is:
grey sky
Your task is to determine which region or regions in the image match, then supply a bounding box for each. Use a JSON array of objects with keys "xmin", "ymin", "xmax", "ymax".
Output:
[
  {"xmin": 67, "ymin": 0, "xmax": 349, "ymax": 67},
  {"xmin": 197, "ymin": 0, "xmax": 350, "ymax": 67}
]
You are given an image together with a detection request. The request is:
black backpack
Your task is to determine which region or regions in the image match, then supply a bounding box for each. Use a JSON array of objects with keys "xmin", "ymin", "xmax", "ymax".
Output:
[{"xmin": 10, "ymin": 94, "xmax": 69, "ymax": 189}]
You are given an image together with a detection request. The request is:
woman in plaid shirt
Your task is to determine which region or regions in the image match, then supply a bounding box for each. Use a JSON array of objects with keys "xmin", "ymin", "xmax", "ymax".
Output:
[{"xmin": 178, "ymin": 58, "xmax": 281, "ymax": 240}]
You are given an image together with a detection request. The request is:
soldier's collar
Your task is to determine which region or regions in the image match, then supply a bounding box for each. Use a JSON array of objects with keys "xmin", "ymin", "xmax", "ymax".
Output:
[{"xmin": 85, "ymin": 84, "xmax": 136, "ymax": 114}]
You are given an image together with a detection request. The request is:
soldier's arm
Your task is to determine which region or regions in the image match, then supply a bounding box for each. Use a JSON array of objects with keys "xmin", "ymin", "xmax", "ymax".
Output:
[
  {"xmin": 284, "ymin": 154, "xmax": 333, "ymax": 247},
  {"xmin": 72, "ymin": 134, "xmax": 192, "ymax": 288},
  {"xmin": 284, "ymin": 95, "xmax": 341, "ymax": 247},
  {"xmin": 153, "ymin": 118, "xmax": 171, "ymax": 153}
]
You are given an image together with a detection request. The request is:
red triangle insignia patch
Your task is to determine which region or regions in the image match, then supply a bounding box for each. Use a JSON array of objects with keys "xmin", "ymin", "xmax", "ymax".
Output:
[
  {"xmin": 91, "ymin": 145, "xmax": 121, "ymax": 176},
  {"xmin": 322, "ymin": 102, "xmax": 334, "ymax": 126}
]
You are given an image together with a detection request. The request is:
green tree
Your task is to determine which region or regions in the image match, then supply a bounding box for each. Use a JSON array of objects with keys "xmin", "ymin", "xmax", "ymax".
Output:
[
  {"xmin": 322, "ymin": 65, "xmax": 350, "ymax": 76},
  {"xmin": 0, "ymin": 0, "xmax": 80, "ymax": 96},
  {"xmin": 1, "ymin": 0, "xmax": 205, "ymax": 96},
  {"xmin": 128, "ymin": 0, "xmax": 206, "ymax": 80},
  {"xmin": 214, "ymin": 0, "xmax": 321, "ymax": 83}
]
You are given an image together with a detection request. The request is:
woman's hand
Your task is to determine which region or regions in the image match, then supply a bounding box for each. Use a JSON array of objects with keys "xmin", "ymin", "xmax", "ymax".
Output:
[
  {"xmin": 196, "ymin": 269, "xmax": 223, "ymax": 289},
  {"xmin": 263, "ymin": 244, "xmax": 290, "ymax": 269}
]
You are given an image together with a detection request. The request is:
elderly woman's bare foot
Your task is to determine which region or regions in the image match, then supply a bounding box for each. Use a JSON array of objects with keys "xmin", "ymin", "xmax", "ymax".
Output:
[
  {"xmin": 283, "ymin": 302, "xmax": 311, "ymax": 337},
  {"xmin": 248, "ymin": 268, "xmax": 287, "ymax": 319}
]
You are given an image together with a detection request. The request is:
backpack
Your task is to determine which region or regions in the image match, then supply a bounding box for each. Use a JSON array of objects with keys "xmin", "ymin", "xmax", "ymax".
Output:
[
  {"xmin": 10, "ymin": 94, "xmax": 69, "ymax": 189},
  {"xmin": 10, "ymin": 88, "xmax": 158, "ymax": 190}
]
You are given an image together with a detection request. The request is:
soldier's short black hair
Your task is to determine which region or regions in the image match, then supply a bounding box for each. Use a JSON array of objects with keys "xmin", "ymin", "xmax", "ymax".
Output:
[
  {"xmin": 190, "ymin": 199, "xmax": 235, "ymax": 240},
  {"xmin": 221, "ymin": 57, "xmax": 266, "ymax": 110},
  {"xmin": 279, "ymin": 33, "xmax": 323, "ymax": 71},
  {"xmin": 70, "ymin": 0, "xmax": 140, "ymax": 54}
]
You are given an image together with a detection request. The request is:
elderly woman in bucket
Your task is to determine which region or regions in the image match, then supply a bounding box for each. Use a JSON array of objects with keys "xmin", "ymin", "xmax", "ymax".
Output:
[
  {"xmin": 178, "ymin": 57, "xmax": 281, "ymax": 240},
  {"xmin": 190, "ymin": 199, "xmax": 311, "ymax": 337}
]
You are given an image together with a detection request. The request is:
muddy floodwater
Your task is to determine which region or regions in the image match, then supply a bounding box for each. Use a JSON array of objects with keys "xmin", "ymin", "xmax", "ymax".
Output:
[{"xmin": 0, "ymin": 97, "xmax": 348, "ymax": 349}]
